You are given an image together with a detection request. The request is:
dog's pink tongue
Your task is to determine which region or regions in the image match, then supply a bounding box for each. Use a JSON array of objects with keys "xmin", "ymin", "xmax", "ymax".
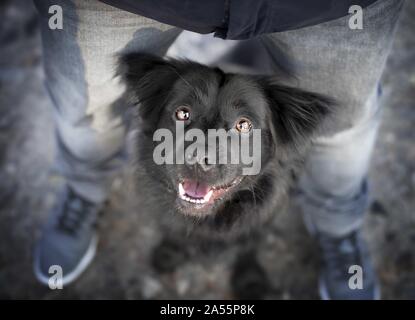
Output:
[{"xmin": 183, "ymin": 180, "xmax": 210, "ymax": 198}]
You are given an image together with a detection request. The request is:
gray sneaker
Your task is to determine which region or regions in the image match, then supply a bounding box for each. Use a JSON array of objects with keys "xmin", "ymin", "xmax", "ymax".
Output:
[
  {"xmin": 317, "ymin": 230, "xmax": 380, "ymax": 300},
  {"xmin": 34, "ymin": 185, "xmax": 101, "ymax": 286}
]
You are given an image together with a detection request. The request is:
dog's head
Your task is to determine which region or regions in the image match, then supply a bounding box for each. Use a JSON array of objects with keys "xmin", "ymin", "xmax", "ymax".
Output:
[{"xmin": 118, "ymin": 53, "xmax": 335, "ymax": 230}]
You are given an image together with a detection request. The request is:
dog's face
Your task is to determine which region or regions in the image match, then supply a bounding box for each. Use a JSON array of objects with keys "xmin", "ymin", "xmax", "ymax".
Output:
[{"xmin": 119, "ymin": 53, "xmax": 334, "ymax": 229}]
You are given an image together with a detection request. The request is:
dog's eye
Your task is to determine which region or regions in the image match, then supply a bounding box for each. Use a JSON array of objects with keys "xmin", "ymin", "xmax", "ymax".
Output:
[
  {"xmin": 175, "ymin": 106, "xmax": 190, "ymax": 121},
  {"xmin": 235, "ymin": 118, "xmax": 252, "ymax": 133}
]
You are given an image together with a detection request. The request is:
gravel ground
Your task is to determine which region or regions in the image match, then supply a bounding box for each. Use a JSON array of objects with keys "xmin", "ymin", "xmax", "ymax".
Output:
[{"xmin": 0, "ymin": 0, "xmax": 414, "ymax": 299}]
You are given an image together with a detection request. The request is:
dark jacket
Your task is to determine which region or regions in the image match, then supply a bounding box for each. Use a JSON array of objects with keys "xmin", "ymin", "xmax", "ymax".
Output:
[{"xmin": 100, "ymin": 0, "xmax": 378, "ymax": 40}]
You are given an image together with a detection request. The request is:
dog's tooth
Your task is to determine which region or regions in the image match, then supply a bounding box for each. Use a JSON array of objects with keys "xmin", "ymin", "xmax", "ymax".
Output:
[
  {"xmin": 204, "ymin": 190, "xmax": 213, "ymax": 202},
  {"xmin": 178, "ymin": 183, "xmax": 185, "ymax": 196}
]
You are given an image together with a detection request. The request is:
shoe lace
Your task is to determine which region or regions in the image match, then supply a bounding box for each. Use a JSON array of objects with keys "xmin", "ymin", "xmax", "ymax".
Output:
[
  {"xmin": 57, "ymin": 187, "xmax": 96, "ymax": 235},
  {"xmin": 319, "ymin": 231, "xmax": 362, "ymax": 279}
]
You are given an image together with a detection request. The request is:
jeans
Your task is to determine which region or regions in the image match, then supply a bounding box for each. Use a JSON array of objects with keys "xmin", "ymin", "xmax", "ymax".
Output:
[
  {"xmin": 34, "ymin": 0, "xmax": 181, "ymax": 203},
  {"xmin": 267, "ymin": 0, "xmax": 403, "ymax": 236},
  {"xmin": 34, "ymin": 0, "xmax": 403, "ymax": 235}
]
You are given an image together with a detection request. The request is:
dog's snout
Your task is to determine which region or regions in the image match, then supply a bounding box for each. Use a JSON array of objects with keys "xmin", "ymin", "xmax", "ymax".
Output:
[
  {"xmin": 199, "ymin": 155, "xmax": 214, "ymax": 171},
  {"xmin": 186, "ymin": 151, "xmax": 215, "ymax": 171}
]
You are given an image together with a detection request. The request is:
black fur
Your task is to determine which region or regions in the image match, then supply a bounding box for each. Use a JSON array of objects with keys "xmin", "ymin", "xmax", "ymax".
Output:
[{"xmin": 118, "ymin": 53, "xmax": 336, "ymax": 237}]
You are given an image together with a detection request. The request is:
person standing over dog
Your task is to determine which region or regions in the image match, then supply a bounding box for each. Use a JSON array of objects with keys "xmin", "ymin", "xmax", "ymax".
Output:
[{"xmin": 33, "ymin": 0, "xmax": 403, "ymax": 299}]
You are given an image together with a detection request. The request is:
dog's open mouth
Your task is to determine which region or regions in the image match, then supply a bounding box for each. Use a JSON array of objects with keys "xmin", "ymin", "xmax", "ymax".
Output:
[{"xmin": 178, "ymin": 177, "xmax": 243, "ymax": 208}]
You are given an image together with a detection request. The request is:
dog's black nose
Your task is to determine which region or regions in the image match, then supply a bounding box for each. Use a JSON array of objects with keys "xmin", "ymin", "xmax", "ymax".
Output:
[
  {"xmin": 199, "ymin": 155, "xmax": 215, "ymax": 171},
  {"xmin": 186, "ymin": 152, "xmax": 215, "ymax": 171}
]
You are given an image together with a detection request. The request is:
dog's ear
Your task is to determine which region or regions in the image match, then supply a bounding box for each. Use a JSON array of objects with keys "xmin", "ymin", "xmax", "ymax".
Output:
[
  {"xmin": 259, "ymin": 79, "xmax": 336, "ymax": 148},
  {"xmin": 117, "ymin": 53, "xmax": 179, "ymax": 106}
]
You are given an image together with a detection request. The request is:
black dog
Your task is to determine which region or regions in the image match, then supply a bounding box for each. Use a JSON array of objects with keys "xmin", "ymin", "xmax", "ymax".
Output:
[{"xmin": 118, "ymin": 53, "xmax": 335, "ymax": 236}]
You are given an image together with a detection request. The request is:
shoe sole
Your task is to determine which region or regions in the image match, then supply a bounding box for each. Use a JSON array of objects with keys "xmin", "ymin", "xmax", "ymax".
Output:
[{"xmin": 33, "ymin": 234, "xmax": 98, "ymax": 287}]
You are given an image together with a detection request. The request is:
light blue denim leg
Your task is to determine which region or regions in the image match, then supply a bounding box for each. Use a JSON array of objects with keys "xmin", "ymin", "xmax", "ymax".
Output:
[
  {"xmin": 34, "ymin": 0, "xmax": 180, "ymax": 202},
  {"xmin": 267, "ymin": 0, "xmax": 403, "ymax": 236}
]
